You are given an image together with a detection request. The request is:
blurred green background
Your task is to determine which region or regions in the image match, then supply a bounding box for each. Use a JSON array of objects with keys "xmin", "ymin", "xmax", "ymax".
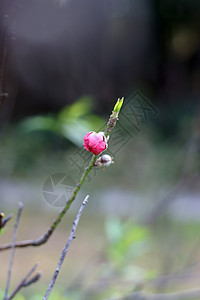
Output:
[{"xmin": 0, "ymin": 0, "xmax": 200, "ymax": 299}]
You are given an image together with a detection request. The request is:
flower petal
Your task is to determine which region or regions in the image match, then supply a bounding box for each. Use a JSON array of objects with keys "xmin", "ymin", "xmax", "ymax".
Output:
[{"xmin": 84, "ymin": 131, "xmax": 93, "ymax": 142}]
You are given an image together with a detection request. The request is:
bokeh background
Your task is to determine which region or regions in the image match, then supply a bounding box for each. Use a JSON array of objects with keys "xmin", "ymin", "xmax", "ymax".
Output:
[{"xmin": 0, "ymin": 0, "xmax": 200, "ymax": 299}]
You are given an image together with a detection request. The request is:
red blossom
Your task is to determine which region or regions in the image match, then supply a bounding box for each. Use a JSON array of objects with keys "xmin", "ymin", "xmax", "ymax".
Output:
[{"xmin": 83, "ymin": 131, "xmax": 107, "ymax": 155}]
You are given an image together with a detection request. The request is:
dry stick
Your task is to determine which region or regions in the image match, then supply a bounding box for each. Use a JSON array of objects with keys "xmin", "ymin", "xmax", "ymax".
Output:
[
  {"xmin": 43, "ymin": 195, "xmax": 89, "ymax": 300},
  {"xmin": 4, "ymin": 202, "xmax": 24, "ymax": 300},
  {"xmin": 7, "ymin": 263, "xmax": 41, "ymax": 300},
  {"xmin": 0, "ymin": 102, "xmax": 121, "ymax": 252}
]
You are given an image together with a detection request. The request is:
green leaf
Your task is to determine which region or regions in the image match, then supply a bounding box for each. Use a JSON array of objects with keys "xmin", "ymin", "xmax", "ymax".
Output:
[{"xmin": 58, "ymin": 96, "xmax": 93, "ymax": 121}]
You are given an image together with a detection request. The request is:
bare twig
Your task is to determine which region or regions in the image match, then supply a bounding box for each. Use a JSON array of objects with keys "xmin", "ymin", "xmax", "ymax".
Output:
[
  {"xmin": 7, "ymin": 263, "xmax": 41, "ymax": 300},
  {"xmin": 23, "ymin": 272, "xmax": 41, "ymax": 287},
  {"xmin": 43, "ymin": 195, "xmax": 89, "ymax": 300},
  {"xmin": 4, "ymin": 202, "xmax": 24, "ymax": 300},
  {"xmin": 113, "ymin": 288, "xmax": 200, "ymax": 300}
]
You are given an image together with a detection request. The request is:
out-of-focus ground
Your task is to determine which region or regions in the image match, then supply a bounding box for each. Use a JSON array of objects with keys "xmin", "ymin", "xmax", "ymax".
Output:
[{"xmin": 1, "ymin": 122, "xmax": 200, "ymax": 299}]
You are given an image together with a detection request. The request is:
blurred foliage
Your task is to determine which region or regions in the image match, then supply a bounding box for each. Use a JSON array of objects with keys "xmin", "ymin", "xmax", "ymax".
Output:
[
  {"xmin": 0, "ymin": 288, "xmax": 68, "ymax": 300},
  {"xmin": 0, "ymin": 96, "xmax": 106, "ymax": 177},
  {"xmin": 105, "ymin": 218, "xmax": 149, "ymax": 267},
  {"xmin": 19, "ymin": 96, "xmax": 105, "ymax": 148},
  {"xmin": 1, "ymin": 217, "xmax": 200, "ymax": 299},
  {"xmin": 96, "ymin": 218, "xmax": 153, "ymax": 298},
  {"xmin": 0, "ymin": 219, "xmax": 153, "ymax": 300},
  {"xmin": 1, "ymin": 91, "xmax": 199, "ymax": 182}
]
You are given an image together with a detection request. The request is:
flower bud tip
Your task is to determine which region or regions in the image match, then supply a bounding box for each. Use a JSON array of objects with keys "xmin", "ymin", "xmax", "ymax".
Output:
[{"xmin": 113, "ymin": 97, "xmax": 124, "ymax": 114}]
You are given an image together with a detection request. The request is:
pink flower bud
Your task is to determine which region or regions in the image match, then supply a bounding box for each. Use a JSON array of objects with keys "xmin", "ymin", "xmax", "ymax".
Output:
[{"xmin": 83, "ymin": 131, "xmax": 107, "ymax": 155}]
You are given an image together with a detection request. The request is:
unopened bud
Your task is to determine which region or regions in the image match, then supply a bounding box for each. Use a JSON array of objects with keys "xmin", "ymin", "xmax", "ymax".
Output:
[
  {"xmin": 83, "ymin": 131, "xmax": 107, "ymax": 155},
  {"xmin": 113, "ymin": 97, "xmax": 124, "ymax": 118},
  {"xmin": 94, "ymin": 154, "xmax": 114, "ymax": 168}
]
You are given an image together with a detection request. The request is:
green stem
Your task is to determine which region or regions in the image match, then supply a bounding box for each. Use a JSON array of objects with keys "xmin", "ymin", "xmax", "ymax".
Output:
[
  {"xmin": 51, "ymin": 98, "xmax": 124, "ymax": 231},
  {"xmin": 0, "ymin": 98, "xmax": 124, "ymax": 250},
  {"xmin": 51, "ymin": 111, "xmax": 120, "ymax": 231},
  {"xmin": 51, "ymin": 155, "xmax": 97, "ymax": 231}
]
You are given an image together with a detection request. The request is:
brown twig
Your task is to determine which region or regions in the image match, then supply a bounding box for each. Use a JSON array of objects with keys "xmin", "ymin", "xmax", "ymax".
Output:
[
  {"xmin": 43, "ymin": 195, "xmax": 89, "ymax": 300},
  {"xmin": 4, "ymin": 202, "xmax": 24, "ymax": 300},
  {"xmin": 0, "ymin": 156, "xmax": 96, "ymax": 251},
  {"xmin": 7, "ymin": 263, "xmax": 41, "ymax": 300}
]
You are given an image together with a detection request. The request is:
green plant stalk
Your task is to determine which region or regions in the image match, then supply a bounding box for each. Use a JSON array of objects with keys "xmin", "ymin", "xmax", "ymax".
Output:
[
  {"xmin": 42, "ymin": 101, "xmax": 122, "ymax": 238},
  {"xmin": 51, "ymin": 97, "xmax": 125, "ymax": 232},
  {"xmin": 0, "ymin": 97, "xmax": 124, "ymax": 250},
  {"xmin": 51, "ymin": 155, "xmax": 97, "ymax": 231}
]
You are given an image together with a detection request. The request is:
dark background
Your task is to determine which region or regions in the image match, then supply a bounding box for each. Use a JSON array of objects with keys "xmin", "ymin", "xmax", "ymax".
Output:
[{"xmin": 0, "ymin": 0, "xmax": 200, "ymax": 126}]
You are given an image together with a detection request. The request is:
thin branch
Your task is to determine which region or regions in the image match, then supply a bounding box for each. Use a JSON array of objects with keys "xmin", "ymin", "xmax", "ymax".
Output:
[
  {"xmin": 0, "ymin": 156, "xmax": 96, "ymax": 251},
  {"xmin": 23, "ymin": 272, "xmax": 41, "ymax": 287},
  {"xmin": 110, "ymin": 288, "xmax": 200, "ymax": 300},
  {"xmin": 43, "ymin": 195, "xmax": 89, "ymax": 300},
  {"xmin": 7, "ymin": 263, "xmax": 41, "ymax": 300},
  {"xmin": 4, "ymin": 202, "xmax": 24, "ymax": 300}
]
